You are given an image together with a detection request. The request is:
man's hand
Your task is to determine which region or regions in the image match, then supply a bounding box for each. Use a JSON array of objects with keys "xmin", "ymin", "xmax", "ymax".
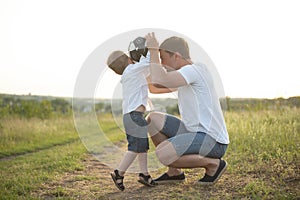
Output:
[
  {"xmin": 145, "ymin": 32, "xmax": 160, "ymax": 65},
  {"xmin": 145, "ymin": 32, "xmax": 159, "ymax": 51}
]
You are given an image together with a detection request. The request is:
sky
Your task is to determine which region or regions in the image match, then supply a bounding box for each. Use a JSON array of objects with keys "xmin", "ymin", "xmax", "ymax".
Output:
[{"xmin": 0, "ymin": 0, "xmax": 299, "ymax": 99}]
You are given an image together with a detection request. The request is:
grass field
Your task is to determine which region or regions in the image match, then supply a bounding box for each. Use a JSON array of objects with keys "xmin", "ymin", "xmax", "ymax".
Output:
[{"xmin": 0, "ymin": 108, "xmax": 299, "ymax": 199}]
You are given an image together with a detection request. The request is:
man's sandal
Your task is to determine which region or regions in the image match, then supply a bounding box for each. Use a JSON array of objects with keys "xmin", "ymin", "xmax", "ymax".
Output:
[
  {"xmin": 138, "ymin": 173, "xmax": 157, "ymax": 187},
  {"xmin": 111, "ymin": 169, "xmax": 125, "ymax": 191}
]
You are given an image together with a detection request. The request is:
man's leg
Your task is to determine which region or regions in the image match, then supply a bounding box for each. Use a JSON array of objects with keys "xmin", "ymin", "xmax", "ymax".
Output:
[
  {"xmin": 170, "ymin": 154, "xmax": 220, "ymax": 176},
  {"xmin": 147, "ymin": 112, "xmax": 227, "ymax": 183},
  {"xmin": 146, "ymin": 112, "xmax": 183, "ymax": 176},
  {"xmin": 155, "ymin": 140, "xmax": 218, "ymax": 174},
  {"xmin": 146, "ymin": 111, "xmax": 168, "ymax": 146},
  {"xmin": 156, "ymin": 140, "xmax": 227, "ymax": 184}
]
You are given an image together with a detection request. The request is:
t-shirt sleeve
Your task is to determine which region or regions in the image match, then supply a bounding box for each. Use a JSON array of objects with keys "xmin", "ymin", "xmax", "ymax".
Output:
[
  {"xmin": 132, "ymin": 52, "xmax": 150, "ymax": 71},
  {"xmin": 143, "ymin": 68, "xmax": 150, "ymax": 77},
  {"xmin": 178, "ymin": 65, "xmax": 198, "ymax": 84},
  {"xmin": 138, "ymin": 52, "xmax": 150, "ymax": 64}
]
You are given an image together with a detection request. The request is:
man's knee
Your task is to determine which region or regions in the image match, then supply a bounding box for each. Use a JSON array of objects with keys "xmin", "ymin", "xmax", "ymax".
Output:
[
  {"xmin": 146, "ymin": 111, "xmax": 162, "ymax": 124},
  {"xmin": 146, "ymin": 111, "xmax": 165, "ymax": 136},
  {"xmin": 155, "ymin": 141, "xmax": 178, "ymax": 166}
]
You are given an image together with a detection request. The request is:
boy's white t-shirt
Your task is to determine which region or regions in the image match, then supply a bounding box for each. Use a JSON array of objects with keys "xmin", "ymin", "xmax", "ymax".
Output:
[
  {"xmin": 177, "ymin": 63, "xmax": 229, "ymax": 144},
  {"xmin": 120, "ymin": 54, "xmax": 150, "ymax": 114}
]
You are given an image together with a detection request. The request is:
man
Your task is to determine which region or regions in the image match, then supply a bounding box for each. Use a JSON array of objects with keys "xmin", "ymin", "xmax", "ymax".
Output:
[{"xmin": 145, "ymin": 33, "xmax": 229, "ymax": 185}]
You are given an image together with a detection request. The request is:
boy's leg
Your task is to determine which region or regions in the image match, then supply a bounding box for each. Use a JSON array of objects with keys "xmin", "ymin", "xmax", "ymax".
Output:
[
  {"xmin": 137, "ymin": 152, "xmax": 156, "ymax": 186},
  {"xmin": 117, "ymin": 151, "xmax": 138, "ymax": 176},
  {"xmin": 111, "ymin": 150, "xmax": 138, "ymax": 191},
  {"xmin": 120, "ymin": 111, "xmax": 148, "ymax": 175},
  {"xmin": 138, "ymin": 152, "xmax": 148, "ymax": 175}
]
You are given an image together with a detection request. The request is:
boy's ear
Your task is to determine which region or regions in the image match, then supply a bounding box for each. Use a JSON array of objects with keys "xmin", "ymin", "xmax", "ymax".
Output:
[{"xmin": 128, "ymin": 57, "xmax": 134, "ymax": 64}]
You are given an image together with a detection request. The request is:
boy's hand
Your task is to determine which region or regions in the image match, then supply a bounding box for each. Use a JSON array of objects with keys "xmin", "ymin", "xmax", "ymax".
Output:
[{"xmin": 145, "ymin": 32, "xmax": 159, "ymax": 51}]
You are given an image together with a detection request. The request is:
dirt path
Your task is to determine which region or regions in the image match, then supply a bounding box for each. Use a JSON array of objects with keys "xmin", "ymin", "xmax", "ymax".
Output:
[
  {"xmin": 31, "ymin": 153, "xmax": 300, "ymax": 199},
  {"xmin": 32, "ymin": 154, "xmax": 170, "ymax": 199},
  {"xmin": 30, "ymin": 154, "xmax": 243, "ymax": 199}
]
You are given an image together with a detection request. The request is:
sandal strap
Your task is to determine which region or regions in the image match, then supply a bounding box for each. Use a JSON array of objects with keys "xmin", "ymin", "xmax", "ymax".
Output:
[
  {"xmin": 111, "ymin": 169, "xmax": 125, "ymax": 191},
  {"xmin": 139, "ymin": 173, "xmax": 154, "ymax": 184},
  {"xmin": 114, "ymin": 170, "xmax": 124, "ymax": 180}
]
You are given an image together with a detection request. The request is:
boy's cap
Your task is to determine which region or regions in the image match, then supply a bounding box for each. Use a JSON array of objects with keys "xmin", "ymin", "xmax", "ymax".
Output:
[{"xmin": 128, "ymin": 37, "xmax": 148, "ymax": 62}]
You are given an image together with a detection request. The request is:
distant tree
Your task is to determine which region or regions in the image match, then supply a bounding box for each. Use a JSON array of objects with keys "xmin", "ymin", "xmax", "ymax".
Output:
[
  {"xmin": 51, "ymin": 98, "xmax": 71, "ymax": 114},
  {"xmin": 104, "ymin": 104, "xmax": 112, "ymax": 113},
  {"xmin": 95, "ymin": 102, "xmax": 105, "ymax": 113},
  {"xmin": 38, "ymin": 100, "xmax": 52, "ymax": 119},
  {"xmin": 287, "ymin": 96, "xmax": 300, "ymax": 107}
]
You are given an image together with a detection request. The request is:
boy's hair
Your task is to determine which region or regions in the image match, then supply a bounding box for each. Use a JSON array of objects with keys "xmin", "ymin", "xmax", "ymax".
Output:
[
  {"xmin": 107, "ymin": 51, "xmax": 129, "ymax": 75},
  {"xmin": 159, "ymin": 36, "xmax": 190, "ymax": 59}
]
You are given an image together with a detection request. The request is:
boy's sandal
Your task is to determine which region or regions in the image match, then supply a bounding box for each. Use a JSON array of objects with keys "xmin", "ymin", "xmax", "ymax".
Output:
[
  {"xmin": 111, "ymin": 169, "xmax": 125, "ymax": 191},
  {"xmin": 138, "ymin": 173, "xmax": 157, "ymax": 187}
]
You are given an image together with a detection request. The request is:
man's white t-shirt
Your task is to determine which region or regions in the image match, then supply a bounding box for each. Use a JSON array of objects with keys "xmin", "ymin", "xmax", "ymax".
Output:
[
  {"xmin": 121, "ymin": 54, "xmax": 150, "ymax": 114},
  {"xmin": 178, "ymin": 63, "xmax": 229, "ymax": 144}
]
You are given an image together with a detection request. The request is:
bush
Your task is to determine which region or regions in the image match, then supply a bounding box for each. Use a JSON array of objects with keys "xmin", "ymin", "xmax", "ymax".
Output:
[{"xmin": 0, "ymin": 95, "xmax": 71, "ymax": 119}]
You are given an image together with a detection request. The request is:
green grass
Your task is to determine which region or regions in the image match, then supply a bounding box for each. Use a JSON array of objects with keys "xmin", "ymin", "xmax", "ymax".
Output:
[
  {"xmin": 226, "ymin": 108, "xmax": 299, "ymax": 172},
  {"xmin": 98, "ymin": 113, "xmax": 126, "ymax": 143},
  {"xmin": 0, "ymin": 108, "xmax": 299, "ymax": 199},
  {"xmin": 0, "ymin": 141, "xmax": 87, "ymax": 199},
  {"xmin": 0, "ymin": 117, "xmax": 78, "ymax": 158},
  {"xmin": 224, "ymin": 108, "xmax": 299, "ymax": 199}
]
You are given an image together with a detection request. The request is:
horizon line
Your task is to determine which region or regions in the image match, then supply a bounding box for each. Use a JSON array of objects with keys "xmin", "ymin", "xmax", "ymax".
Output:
[{"xmin": 1, "ymin": 92, "xmax": 299, "ymax": 100}]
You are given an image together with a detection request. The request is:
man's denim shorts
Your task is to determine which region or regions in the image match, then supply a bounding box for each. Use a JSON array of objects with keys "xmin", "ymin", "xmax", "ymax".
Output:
[
  {"xmin": 161, "ymin": 114, "xmax": 228, "ymax": 158},
  {"xmin": 123, "ymin": 111, "xmax": 149, "ymax": 153}
]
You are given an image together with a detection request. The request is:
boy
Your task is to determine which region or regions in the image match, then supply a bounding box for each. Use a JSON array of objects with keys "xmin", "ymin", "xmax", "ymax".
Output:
[{"xmin": 106, "ymin": 42, "xmax": 156, "ymax": 191}]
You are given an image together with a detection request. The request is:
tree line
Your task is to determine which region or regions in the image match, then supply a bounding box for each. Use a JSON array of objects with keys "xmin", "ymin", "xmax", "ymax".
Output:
[
  {"xmin": 0, "ymin": 95, "xmax": 71, "ymax": 119},
  {"xmin": 1, "ymin": 94, "xmax": 299, "ymax": 119},
  {"xmin": 224, "ymin": 96, "xmax": 300, "ymax": 111}
]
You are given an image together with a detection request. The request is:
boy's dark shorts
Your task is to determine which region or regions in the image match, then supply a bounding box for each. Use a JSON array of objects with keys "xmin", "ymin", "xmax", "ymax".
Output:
[{"xmin": 123, "ymin": 111, "xmax": 149, "ymax": 153}]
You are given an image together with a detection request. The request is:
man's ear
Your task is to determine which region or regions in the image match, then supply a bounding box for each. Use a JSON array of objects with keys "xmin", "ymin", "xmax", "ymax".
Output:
[{"xmin": 174, "ymin": 52, "xmax": 183, "ymax": 59}]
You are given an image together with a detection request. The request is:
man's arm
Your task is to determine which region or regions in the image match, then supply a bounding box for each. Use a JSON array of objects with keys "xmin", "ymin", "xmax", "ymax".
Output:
[
  {"xmin": 146, "ymin": 33, "xmax": 187, "ymax": 88},
  {"xmin": 147, "ymin": 77, "xmax": 177, "ymax": 94},
  {"xmin": 150, "ymin": 61, "xmax": 187, "ymax": 88}
]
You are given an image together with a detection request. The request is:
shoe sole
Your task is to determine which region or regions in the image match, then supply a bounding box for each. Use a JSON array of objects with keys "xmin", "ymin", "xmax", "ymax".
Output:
[
  {"xmin": 197, "ymin": 160, "xmax": 228, "ymax": 185},
  {"xmin": 137, "ymin": 179, "xmax": 156, "ymax": 187},
  {"xmin": 154, "ymin": 179, "xmax": 186, "ymax": 184},
  {"xmin": 111, "ymin": 173, "xmax": 125, "ymax": 191}
]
